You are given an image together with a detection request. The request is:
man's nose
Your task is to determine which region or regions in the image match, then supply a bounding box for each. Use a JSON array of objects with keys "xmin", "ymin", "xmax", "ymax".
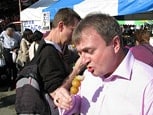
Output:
[{"xmin": 81, "ymin": 53, "xmax": 90, "ymax": 65}]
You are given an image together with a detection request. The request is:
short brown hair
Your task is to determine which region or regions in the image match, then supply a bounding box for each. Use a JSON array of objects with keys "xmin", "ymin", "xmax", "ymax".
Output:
[
  {"xmin": 72, "ymin": 13, "xmax": 122, "ymax": 46},
  {"xmin": 52, "ymin": 8, "xmax": 81, "ymax": 28}
]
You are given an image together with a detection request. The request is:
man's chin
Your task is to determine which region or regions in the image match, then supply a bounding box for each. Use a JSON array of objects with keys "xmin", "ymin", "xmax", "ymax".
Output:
[{"xmin": 91, "ymin": 72, "xmax": 100, "ymax": 77}]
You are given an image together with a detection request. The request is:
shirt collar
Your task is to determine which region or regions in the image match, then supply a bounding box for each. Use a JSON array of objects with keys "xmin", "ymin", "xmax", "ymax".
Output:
[
  {"xmin": 104, "ymin": 50, "xmax": 134, "ymax": 82},
  {"xmin": 44, "ymin": 39, "xmax": 62, "ymax": 53}
]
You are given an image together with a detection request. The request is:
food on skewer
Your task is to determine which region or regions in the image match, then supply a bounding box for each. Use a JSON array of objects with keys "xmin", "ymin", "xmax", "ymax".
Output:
[{"xmin": 70, "ymin": 75, "xmax": 84, "ymax": 94}]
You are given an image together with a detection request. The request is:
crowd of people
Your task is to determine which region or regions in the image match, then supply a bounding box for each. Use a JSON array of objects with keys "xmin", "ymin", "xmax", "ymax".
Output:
[
  {"xmin": 0, "ymin": 7, "xmax": 153, "ymax": 115},
  {"xmin": 0, "ymin": 25, "xmax": 44, "ymax": 90}
]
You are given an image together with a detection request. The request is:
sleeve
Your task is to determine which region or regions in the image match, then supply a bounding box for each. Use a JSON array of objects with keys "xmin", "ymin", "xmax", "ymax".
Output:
[
  {"xmin": 19, "ymin": 39, "xmax": 29, "ymax": 62},
  {"xmin": 143, "ymin": 79, "xmax": 153, "ymax": 115},
  {"xmin": 38, "ymin": 45, "xmax": 69, "ymax": 93}
]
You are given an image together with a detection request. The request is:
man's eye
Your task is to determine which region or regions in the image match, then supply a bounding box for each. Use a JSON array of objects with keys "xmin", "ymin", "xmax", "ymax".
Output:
[
  {"xmin": 77, "ymin": 51, "xmax": 81, "ymax": 56},
  {"xmin": 88, "ymin": 50, "xmax": 93, "ymax": 54},
  {"xmin": 85, "ymin": 49, "xmax": 93, "ymax": 54}
]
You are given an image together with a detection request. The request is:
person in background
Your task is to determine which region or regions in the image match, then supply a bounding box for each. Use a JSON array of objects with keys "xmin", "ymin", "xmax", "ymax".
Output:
[
  {"xmin": 0, "ymin": 27, "xmax": 19, "ymax": 90},
  {"xmin": 30, "ymin": 8, "xmax": 82, "ymax": 115},
  {"xmin": 16, "ymin": 28, "xmax": 33, "ymax": 70},
  {"xmin": 6, "ymin": 23, "xmax": 22, "ymax": 45},
  {"xmin": 134, "ymin": 29, "xmax": 150, "ymax": 45},
  {"xmin": 52, "ymin": 13, "xmax": 153, "ymax": 115},
  {"xmin": 130, "ymin": 29, "xmax": 153, "ymax": 67},
  {"xmin": 29, "ymin": 30, "xmax": 43, "ymax": 61}
]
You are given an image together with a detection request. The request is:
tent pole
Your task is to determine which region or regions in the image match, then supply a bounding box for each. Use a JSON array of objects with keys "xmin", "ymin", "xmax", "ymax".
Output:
[
  {"xmin": 19, "ymin": 0, "xmax": 22, "ymax": 13},
  {"xmin": 18, "ymin": 0, "xmax": 23, "ymax": 34}
]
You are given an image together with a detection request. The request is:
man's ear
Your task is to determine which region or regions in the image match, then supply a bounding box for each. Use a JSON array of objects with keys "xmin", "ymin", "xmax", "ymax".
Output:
[
  {"xmin": 58, "ymin": 21, "xmax": 64, "ymax": 32},
  {"xmin": 112, "ymin": 35, "xmax": 121, "ymax": 53}
]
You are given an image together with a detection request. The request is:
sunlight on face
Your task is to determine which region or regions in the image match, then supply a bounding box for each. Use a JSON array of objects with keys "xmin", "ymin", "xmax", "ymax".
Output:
[
  {"xmin": 76, "ymin": 27, "xmax": 116, "ymax": 77},
  {"xmin": 62, "ymin": 19, "xmax": 80, "ymax": 44}
]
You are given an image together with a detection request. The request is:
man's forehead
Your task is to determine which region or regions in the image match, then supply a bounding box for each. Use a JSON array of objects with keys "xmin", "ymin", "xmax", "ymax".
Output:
[{"xmin": 75, "ymin": 39, "xmax": 90, "ymax": 51}]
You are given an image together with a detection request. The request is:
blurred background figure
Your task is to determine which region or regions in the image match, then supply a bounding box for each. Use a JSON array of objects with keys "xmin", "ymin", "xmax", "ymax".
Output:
[
  {"xmin": 130, "ymin": 29, "xmax": 153, "ymax": 67},
  {"xmin": 134, "ymin": 29, "xmax": 150, "ymax": 45},
  {"xmin": 0, "ymin": 27, "xmax": 19, "ymax": 90},
  {"xmin": 122, "ymin": 25, "xmax": 136, "ymax": 47},
  {"xmin": 16, "ymin": 28, "xmax": 33, "ymax": 71},
  {"xmin": 4, "ymin": 23, "xmax": 22, "ymax": 45},
  {"xmin": 29, "ymin": 30, "xmax": 43, "ymax": 61}
]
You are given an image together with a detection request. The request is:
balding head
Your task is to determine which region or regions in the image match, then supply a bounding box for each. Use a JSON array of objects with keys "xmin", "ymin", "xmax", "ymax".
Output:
[{"xmin": 6, "ymin": 27, "xmax": 14, "ymax": 37}]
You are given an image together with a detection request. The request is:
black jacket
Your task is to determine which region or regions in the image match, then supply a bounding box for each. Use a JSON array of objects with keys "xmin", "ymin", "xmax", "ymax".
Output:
[{"xmin": 33, "ymin": 39, "xmax": 71, "ymax": 93}]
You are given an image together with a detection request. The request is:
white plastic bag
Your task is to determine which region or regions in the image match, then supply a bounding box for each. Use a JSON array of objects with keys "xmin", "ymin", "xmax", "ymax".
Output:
[{"xmin": 10, "ymin": 51, "xmax": 17, "ymax": 63}]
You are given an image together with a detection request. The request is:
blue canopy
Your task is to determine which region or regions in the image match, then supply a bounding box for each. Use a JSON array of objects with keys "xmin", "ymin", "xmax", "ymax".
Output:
[
  {"xmin": 118, "ymin": 0, "xmax": 153, "ymax": 15},
  {"xmin": 42, "ymin": 0, "xmax": 83, "ymax": 20},
  {"xmin": 43, "ymin": 0, "xmax": 153, "ymax": 20}
]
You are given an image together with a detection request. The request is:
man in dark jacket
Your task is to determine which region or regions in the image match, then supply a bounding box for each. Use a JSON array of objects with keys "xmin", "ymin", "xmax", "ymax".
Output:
[{"xmin": 35, "ymin": 8, "xmax": 81, "ymax": 114}]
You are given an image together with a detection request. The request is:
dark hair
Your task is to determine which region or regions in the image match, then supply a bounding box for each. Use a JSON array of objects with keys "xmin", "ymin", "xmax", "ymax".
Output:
[
  {"xmin": 52, "ymin": 8, "xmax": 81, "ymax": 28},
  {"xmin": 72, "ymin": 13, "xmax": 123, "ymax": 46},
  {"xmin": 5, "ymin": 24, "xmax": 16, "ymax": 31},
  {"xmin": 31, "ymin": 30, "xmax": 43, "ymax": 41},
  {"xmin": 22, "ymin": 28, "xmax": 33, "ymax": 43},
  {"xmin": 134, "ymin": 29, "xmax": 150, "ymax": 44}
]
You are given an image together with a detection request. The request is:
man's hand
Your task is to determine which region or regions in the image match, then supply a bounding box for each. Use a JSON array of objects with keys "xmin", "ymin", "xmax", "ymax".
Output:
[{"xmin": 50, "ymin": 87, "xmax": 73, "ymax": 110}]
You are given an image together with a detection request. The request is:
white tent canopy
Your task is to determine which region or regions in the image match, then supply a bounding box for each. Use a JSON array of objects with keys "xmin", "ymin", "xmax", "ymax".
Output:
[{"xmin": 20, "ymin": 0, "xmax": 56, "ymax": 21}]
